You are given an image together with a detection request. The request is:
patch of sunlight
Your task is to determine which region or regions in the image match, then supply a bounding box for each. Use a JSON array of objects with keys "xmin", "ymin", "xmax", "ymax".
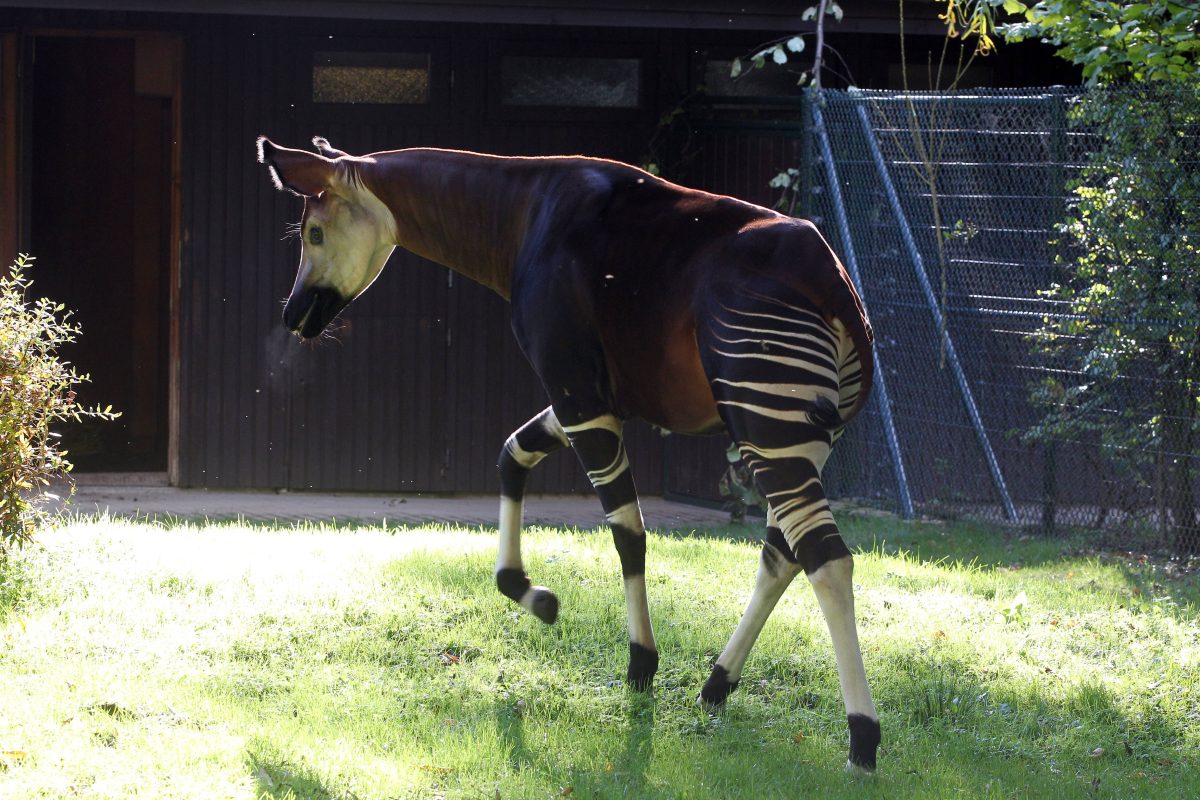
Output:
[{"xmin": 5, "ymin": 519, "xmax": 499, "ymax": 703}]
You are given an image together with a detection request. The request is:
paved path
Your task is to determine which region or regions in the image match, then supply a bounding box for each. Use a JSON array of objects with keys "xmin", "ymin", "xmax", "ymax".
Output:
[{"xmin": 54, "ymin": 473, "xmax": 734, "ymax": 531}]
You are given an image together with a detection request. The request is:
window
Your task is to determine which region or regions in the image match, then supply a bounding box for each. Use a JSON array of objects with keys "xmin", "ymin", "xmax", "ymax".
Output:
[
  {"xmin": 313, "ymin": 52, "xmax": 430, "ymax": 105},
  {"xmin": 500, "ymin": 55, "xmax": 640, "ymax": 108}
]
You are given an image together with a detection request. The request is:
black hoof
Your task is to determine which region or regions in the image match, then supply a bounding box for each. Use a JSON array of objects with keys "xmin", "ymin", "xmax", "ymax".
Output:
[
  {"xmin": 495, "ymin": 567, "xmax": 531, "ymax": 603},
  {"xmin": 627, "ymin": 643, "xmax": 659, "ymax": 691},
  {"xmin": 529, "ymin": 587, "xmax": 558, "ymax": 624},
  {"xmin": 698, "ymin": 665, "xmax": 739, "ymax": 710},
  {"xmin": 847, "ymin": 713, "xmax": 881, "ymax": 772}
]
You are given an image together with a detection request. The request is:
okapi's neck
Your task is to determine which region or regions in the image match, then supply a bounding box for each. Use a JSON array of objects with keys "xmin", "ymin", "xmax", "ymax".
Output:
[{"xmin": 358, "ymin": 149, "xmax": 543, "ymax": 299}]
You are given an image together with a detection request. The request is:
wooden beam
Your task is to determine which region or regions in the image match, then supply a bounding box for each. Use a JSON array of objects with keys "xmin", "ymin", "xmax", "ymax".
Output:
[
  {"xmin": 0, "ymin": 33, "xmax": 18, "ymax": 268},
  {"xmin": 2, "ymin": 1, "xmax": 948, "ymax": 35}
]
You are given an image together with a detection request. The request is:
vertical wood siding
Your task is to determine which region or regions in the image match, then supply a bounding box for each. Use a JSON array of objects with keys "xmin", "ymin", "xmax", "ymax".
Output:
[{"xmin": 178, "ymin": 17, "xmax": 672, "ymax": 496}]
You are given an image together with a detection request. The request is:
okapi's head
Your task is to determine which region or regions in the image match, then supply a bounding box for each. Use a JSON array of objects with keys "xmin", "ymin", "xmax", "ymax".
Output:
[{"xmin": 257, "ymin": 136, "xmax": 397, "ymax": 339}]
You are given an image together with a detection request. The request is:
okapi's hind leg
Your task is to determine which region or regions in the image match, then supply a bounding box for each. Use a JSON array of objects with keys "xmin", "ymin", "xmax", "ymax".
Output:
[
  {"xmin": 496, "ymin": 406, "xmax": 570, "ymax": 623},
  {"xmin": 704, "ymin": 451, "xmax": 880, "ymax": 772},
  {"xmin": 559, "ymin": 411, "xmax": 658, "ymax": 690},
  {"xmin": 699, "ymin": 506, "xmax": 802, "ymax": 705},
  {"xmin": 696, "ymin": 284, "xmax": 880, "ymax": 771}
]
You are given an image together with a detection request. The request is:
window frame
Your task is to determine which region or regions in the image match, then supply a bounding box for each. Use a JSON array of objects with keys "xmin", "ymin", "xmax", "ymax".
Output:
[
  {"xmin": 301, "ymin": 36, "xmax": 450, "ymax": 122},
  {"xmin": 487, "ymin": 39, "xmax": 650, "ymax": 123}
]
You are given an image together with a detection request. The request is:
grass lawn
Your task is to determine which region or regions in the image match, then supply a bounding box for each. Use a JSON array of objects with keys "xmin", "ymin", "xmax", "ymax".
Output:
[{"xmin": 0, "ymin": 509, "xmax": 1197, "ymax": 799}]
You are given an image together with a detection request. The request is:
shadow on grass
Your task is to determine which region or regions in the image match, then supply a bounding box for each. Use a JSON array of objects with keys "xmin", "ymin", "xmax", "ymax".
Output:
[
  {"xmin": 615, "ymin": 695, "xmax": 656, "ymax": 794},
  {"xmin": 495, "ymin": 694, "xmax": 533, "ymax": 769},
  {"xmin": 246, "ymin": 743, "xmax": 337, "ymax": 800}
]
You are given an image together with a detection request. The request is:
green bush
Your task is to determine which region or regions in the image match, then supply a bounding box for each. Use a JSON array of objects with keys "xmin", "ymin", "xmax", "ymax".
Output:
[
  {"xmin": 1025, "ymin": 84, "xmax": 1200, "ymax": 554},
  {"xmin": 0, "ymin": 254, "xmax": 117, "ymax": 550}
]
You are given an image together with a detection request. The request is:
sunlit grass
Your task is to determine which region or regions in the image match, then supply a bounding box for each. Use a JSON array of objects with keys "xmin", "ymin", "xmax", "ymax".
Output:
[{"xmin": 0, "ymin": 511, "xmax": 1197, "ymax": 798}]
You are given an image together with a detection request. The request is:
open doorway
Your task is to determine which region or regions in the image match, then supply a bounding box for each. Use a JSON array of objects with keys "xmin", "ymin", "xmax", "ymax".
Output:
[{"xmin": 26, "ymin": 34, "xmax": 179, "ymax": 473}]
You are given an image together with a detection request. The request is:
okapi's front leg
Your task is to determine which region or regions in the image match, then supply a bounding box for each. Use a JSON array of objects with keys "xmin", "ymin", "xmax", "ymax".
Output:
[
  {"xmin": 559, "ymin": 412, "xmax": 659, "ymax": 690},
  {"xmin": 496, "ymin": 406, "xmax": 570, "ymax": 623}
]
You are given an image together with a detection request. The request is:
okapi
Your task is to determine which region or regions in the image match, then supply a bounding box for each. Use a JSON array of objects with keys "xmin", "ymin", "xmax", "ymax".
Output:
[{"xmin": 257, "ymin": 136, "xmax": 881, "ymax": 772}]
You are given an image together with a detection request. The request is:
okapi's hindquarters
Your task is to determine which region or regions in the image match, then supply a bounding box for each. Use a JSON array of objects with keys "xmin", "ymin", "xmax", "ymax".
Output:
[{"xmin": 697, "ymin": 283, "xmax": 880, "ymax": 772}]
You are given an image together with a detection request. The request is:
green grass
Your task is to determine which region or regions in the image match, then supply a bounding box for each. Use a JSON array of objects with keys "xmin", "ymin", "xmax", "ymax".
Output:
[{"xmin": 0, "ymin": 510, "xmax": 1197, "ymax": 799}]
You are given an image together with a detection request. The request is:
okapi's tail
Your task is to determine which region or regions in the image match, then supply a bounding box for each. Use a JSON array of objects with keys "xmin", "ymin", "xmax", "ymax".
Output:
[
  {"xmin": 774, "ymin": 219, "xmax": 875, "ymax": 428},
  {"xmin": 806, "ymin": 395, "xmax": 844, "ymax": 430},
  {"xmin": 835, "ymin": 273, "xmax": 874, "ymax": 427}
]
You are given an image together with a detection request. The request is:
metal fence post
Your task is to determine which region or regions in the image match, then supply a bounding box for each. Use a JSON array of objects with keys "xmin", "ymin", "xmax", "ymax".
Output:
[
  {"xmin": 811, "ymin": 91, "xmax": 915, "ymax": 520},
  {"xmin": 850, "ymin": 92, "xmax": 1019, "ymax": 524}
]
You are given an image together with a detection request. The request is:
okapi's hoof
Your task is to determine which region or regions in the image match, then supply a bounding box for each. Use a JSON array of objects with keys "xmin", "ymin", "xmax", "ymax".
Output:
[
  {"xmin": 846, "ymin": 713, "xmax": 881, "ymax": 773},
  {"xmin": 697, "ymin": 665, "xmax": 739, "ymax": 710},
  {"xmin": 626, "ymin": 643, "xmax": 659, "ymax": 691},
  {"xmin": 529, "ymin": 587, "xmax": 558, "ymax": 624}
]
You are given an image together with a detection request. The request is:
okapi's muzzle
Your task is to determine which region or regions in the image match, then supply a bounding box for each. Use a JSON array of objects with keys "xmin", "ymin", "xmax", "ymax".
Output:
[{"xmin": 283, "ymin": 285, "xmax": 347, "ymax": 339}]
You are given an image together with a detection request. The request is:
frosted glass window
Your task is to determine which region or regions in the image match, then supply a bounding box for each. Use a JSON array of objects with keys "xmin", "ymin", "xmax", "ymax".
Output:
[
  {"xmin": 501, "ymin": 56, "xmax": 640, "ymax": 108},
  {"xmin": 313, "ymin": 52, "xmax": 429, "ymax": 104}
]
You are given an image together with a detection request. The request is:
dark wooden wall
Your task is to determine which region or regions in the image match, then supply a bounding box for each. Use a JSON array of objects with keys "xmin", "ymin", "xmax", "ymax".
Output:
[
  {"xmin": 177, "ymin": 16, "xmax": 697, "ymax": 493},
  {"xmin": 0, "ymin": 6, "xmax": 1076, "ymax": 496}
]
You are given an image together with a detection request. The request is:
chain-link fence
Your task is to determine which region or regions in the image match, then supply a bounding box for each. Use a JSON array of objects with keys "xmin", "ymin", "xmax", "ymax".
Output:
[{"xmin": 800, "ymin": 85, "xmax": 1199, "ymax": 551}]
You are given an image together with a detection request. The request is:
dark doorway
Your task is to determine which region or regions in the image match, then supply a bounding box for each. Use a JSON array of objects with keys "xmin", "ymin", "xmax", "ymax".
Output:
[{"xmin": 28, "ymin": 35, "xmax": 173, "ymax": 472}]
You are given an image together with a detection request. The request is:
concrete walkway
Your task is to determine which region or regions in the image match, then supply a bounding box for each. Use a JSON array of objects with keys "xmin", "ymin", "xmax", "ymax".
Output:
[{"xmin": 55, "ymin": 473, "xmax": 735, "ymax": 531}]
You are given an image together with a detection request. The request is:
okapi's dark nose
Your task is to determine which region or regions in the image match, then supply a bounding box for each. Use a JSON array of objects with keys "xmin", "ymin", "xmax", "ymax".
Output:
[{"xmin": 283, "ymin": 285, "xmax": 347, "ymax": 339}]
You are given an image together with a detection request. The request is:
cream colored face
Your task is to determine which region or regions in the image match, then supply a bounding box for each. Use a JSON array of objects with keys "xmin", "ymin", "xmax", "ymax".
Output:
[{"xmin": 284, "ymin": 175, "xmax": 398, "ymax": 338}]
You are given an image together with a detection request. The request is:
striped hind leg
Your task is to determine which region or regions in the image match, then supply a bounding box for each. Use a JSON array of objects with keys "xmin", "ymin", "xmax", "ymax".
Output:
[
  {"xmin": 559, "ymin": 411, "xmax": 658, "ymax": 690},
  {"xmin": 699, "ymin": 505, "xmax": 802, "ymax": 705},
  {"xmin": 702, "ymin": 437, "xmax": 879, "ymax": 771},
  {"xmin": 496, "ymin": 406, "xmax": 570, "ymax": 623},
  {"xmin": 697, "ymin": 285, "xmax": 880, "ymax": 771}
]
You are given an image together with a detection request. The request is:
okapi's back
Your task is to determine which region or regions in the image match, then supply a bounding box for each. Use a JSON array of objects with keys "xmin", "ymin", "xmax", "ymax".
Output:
[{"xmin": 543, "ymin": 163, "xmax": 873, "ymax": 430}]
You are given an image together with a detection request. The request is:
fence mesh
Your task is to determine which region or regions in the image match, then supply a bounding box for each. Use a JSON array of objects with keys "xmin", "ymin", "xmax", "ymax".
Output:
[{"xmin": 799, "ymin": 85, "xmax": 1199, "ymax": 551}]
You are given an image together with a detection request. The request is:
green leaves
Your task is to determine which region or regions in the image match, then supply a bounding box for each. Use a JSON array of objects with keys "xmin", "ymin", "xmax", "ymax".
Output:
[
  {"xmin": 726, "ymin": 1, "xmax": 842, "ymax": 81},
  {"xmin": 0, "ymin": 254, "xmax": 119, "ymax": 549},
  {"xmin": 1026, "ymin": 85, "xmax": 1200, "ymax": 551},
  {"xmin": 999, "ymin": 0, "xmax": 1200, "ymax": 84}
]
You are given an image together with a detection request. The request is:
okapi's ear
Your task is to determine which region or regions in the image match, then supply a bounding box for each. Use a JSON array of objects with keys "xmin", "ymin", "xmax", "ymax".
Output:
[
  {"xmin": 312, "ymin": 136, "xmax": 350, "ymax": 159},
  {"xmin": 256, "ymin": 136, "xmax": 335, "ymax": 197}
]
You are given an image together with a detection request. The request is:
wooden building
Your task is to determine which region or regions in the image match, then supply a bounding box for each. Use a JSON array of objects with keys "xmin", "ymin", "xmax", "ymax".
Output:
[{"xmin": 0, "ymin": 1, "xmax": 1075, "ymax": 497}]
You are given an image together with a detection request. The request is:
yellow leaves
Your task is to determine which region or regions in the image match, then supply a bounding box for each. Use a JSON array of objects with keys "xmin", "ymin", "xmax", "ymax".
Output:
[
  {"xmin": 936, "ymin": 0, "xmax": 1003, "ymax": 56},
  {"xmin": 0, "ymin": 750, "xmax": 29, "ymax": 769}
]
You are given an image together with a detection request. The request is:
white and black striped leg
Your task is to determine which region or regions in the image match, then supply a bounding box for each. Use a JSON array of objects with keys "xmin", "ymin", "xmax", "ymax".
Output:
[
  {"xmin": 561, "ymin": 413, "xmax": 659, "ymax": 691},
  {"xmin": 700, "ymin": 508, "xmax": 801, "ymax": 708},
  {"xmin": 496, "ymin": 406, "xmax": 569, "ymax": 624},
  {"xmin": 808, "ymin": 555, "xmax": 880, "ymax": 774},
  {"xmin": 757, "ymin": 456, "xmax": 879, "ymax": 772}
]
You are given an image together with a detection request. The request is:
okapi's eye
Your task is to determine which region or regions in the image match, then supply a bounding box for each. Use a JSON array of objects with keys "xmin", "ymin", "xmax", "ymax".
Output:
[{"xmin": 309, "ymin": 226, "xmax": 324, "ymax": 245}]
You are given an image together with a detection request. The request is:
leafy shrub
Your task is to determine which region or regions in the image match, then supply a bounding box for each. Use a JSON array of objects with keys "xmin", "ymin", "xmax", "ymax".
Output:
[
  {"xmin": 0, "ymin": 254, "xmax": 118, "ymax": 550},
  {"xmin": 1025, "ymin": 85, "xmax": 1200, "ymax": 554}
]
